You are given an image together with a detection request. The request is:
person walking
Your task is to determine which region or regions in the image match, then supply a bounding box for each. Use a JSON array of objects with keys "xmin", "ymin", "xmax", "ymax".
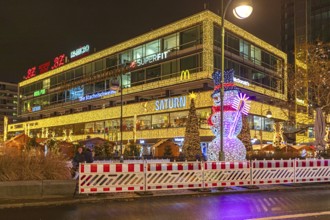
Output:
[
  {"xmin": 72, "ymin": 146, "xmax": 86, "ymax": 179},
  {"xmin": 84, "ymin": 146, "xmax": 94, "ymax": 163}
]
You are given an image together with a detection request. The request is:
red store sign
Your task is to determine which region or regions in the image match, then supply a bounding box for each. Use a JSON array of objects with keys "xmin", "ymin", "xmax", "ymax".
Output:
[{"xmin": 24, "ymin": 54, "xmax": 66, "ymax": 80}]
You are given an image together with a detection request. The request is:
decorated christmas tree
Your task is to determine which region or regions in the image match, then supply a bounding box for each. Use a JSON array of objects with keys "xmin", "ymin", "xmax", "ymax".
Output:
[
  {"xmin": 182, "ymin": 93, "xmax": 202, "ymax": 161},
  {"xmin": 237, "ymin": 115, "xmax": 252, "ymax": 151}
]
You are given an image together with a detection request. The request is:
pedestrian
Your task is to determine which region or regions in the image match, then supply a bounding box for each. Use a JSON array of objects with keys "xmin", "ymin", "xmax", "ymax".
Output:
[
  {"xmin": 85, "ymin": 146, "xmax": 94, "ymax": 163},
  {"xmin": 72, "ymin": 146, "xmax": 86, "ymax": 179}
]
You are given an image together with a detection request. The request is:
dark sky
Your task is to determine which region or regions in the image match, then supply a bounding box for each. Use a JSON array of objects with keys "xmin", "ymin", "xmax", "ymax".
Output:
[{"xmin": 0, "ymin": 0, "xmax": 281, "ymax": 83}]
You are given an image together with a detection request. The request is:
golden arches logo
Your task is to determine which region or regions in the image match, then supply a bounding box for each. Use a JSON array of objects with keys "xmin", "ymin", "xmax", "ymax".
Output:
[{"xmin": 180, "ymin": 70, "xmax": 190, "ymax": 80}]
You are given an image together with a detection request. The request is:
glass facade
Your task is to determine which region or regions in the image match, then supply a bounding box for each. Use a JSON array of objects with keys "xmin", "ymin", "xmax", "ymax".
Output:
[
  {"xmin": 26, "ymin": 108, "xmax": 211, "ymax": 137},
  {"xmin": 214, "ymin": 26, "xmax": 284, "ymax": 93},
  {"xmin": 20, "ymin": 25, "xmax": 203, "ymax": 114}
]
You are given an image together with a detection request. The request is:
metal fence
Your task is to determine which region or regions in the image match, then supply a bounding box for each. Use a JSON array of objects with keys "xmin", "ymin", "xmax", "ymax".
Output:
[{"xmin": 78, "ymin": 159, "xmax": 330, "ymax": 194}]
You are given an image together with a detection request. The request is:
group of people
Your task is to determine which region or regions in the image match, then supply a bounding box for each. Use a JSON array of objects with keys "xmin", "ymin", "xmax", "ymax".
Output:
[{"xmin": 72, "ymin": 146, "xmax": 94, "ymax": 179}]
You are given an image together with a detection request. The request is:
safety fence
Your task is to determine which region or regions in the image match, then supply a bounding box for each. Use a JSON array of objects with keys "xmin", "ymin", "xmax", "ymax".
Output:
[{"xmin": 78, "ymin": 159, "xmax": 330, "ymax": 194}]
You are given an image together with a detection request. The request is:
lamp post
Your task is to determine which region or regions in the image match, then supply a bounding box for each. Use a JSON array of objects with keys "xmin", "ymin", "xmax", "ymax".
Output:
[{"xmin": 219, "ymin": 0, "xmax": 253, "ymax": 161}]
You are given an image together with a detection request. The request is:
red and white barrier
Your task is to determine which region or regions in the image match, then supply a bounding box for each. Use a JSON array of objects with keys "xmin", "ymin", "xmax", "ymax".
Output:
[
  {"xmin": 295, "ymin": 159, "xmax": 330, "ymax": 183},
  {"xmin": 146, "ymin": 162, "xmax": 202, "ymax": 190},
  {"xmin": 79, "ymin": 163, "xmax": 144, "ymax": 194},
  {"xmin": 203, "ymin": 161, "xmax": 250, "ymax": 187},
  {"xmin": 251, "ymin": 160, "xmax": 295, "ymax": 185},
  {"xmin": 78, "ymin": 159, "xmax": 330, "ymax": 194}
]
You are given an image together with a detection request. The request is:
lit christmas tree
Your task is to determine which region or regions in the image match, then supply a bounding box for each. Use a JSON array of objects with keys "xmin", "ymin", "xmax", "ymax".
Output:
[{"xmin": 182, "ymin": 92, "xmax": 202, "ymax": 161}]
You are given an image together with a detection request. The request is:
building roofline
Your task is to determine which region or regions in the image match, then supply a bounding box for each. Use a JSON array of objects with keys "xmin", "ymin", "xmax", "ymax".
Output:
[{"xmin": 19, "ymin": 10, "xmax": 286, "ymax": 87}]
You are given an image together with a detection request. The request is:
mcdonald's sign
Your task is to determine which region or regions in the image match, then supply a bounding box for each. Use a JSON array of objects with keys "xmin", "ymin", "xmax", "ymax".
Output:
[{"xmin": 180, "ymin": 70, "xmax": 190, "ymax": 80}]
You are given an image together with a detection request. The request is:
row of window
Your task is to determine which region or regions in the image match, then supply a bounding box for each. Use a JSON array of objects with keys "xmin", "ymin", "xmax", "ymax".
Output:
[
  {"xmin": 21, "ymin": 53, "xmax": 202, "ymax": 113},
  {"xmin": 24, "ymin": 111, "xmax": 274, "ymax": 140},
  {"xmin": 20, "ymin": 25, "xmax": 202, "ymax": 96},
  {"xmin": 214, "ymin": 55, "xmax": 284, "ymax": 93},
  {"xmin": 26, "ymin": 108, "xmax": 211, "ymax": 138},
  {"xmin": 214, "ymin": 26, "xmax": 283, "ymax": 74}
]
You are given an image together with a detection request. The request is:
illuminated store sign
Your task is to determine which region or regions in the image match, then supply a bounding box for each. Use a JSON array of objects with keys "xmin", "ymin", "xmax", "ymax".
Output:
[
  {"xmin": 233, "ymin": 77, "xmax": 250, "ymax": 86},
  {"xmin": 68, "ymin": 86, "xmax": 84, "ymax": 101},
  {"xmin": 33, "ymin": 89, "xmax": 46, "ymax": 97},
  {"xmin": 155, "ymin": 96, "xmax": 187, "ymax": 111},
  {"xmin": 79, "ymin": 90, "xmax": 116, "ymax": 102},
  {"xmin": 131, "ymin": 51, "xmax": 170, "ymax": 68},
  {"xmin": 180, "ymin": 70, "xmax": 190, "ymax": 81},
  {"xmin": 32, "ymin": 106, "xmax": 41, "ymax": 112},
  {"xmin": 24, "ymin": 54, "xmax": 66, "ymax": 80},
  {"xmin": 174, "ymin": 137, "xmax": 184, "ymax": 142},
  {"xmin": 70, "ymin": 45, "xmax": 90, "ymax": 59}
]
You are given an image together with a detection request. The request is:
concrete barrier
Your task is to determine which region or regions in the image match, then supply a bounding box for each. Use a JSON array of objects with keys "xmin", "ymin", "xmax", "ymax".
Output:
[{"xmin": 0, "ymin": 180, "xmax": 76, "ymax": 199}]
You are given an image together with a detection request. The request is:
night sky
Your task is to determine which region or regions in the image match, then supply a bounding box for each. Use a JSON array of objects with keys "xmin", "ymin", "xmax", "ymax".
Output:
[{"xmin": 0, "ymin": 0, "xmax": 281, "ymax": 83}]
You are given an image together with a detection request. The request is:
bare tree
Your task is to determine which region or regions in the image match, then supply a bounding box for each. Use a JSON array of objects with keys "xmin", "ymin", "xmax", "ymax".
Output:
[{"xmin": 289, "ymin": 41, "xmax": 330, "ymax": 115}]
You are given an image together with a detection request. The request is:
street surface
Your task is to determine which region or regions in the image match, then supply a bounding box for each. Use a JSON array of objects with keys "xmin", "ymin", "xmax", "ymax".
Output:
[{"xmin": 0, "ymin": 188, "xmax": 329, "ymax": 220}]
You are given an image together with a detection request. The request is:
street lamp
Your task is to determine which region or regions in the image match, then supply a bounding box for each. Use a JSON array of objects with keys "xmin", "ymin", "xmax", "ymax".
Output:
[{"xmin": 219, "ymin": 0, "xmax": 253, "ymax": 161}]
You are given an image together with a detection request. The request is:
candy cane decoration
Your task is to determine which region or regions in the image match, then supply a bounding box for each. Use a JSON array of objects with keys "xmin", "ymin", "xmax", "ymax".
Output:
[{"xmin": 228, "ymin": 93, "xmax": 251, "ymax": 138}]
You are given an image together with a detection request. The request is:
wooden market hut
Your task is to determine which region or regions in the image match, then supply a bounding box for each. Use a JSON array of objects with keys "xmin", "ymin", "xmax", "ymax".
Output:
[{"xmin": 152, "ymin": 139, "xmax": 180, "ymax": 157}]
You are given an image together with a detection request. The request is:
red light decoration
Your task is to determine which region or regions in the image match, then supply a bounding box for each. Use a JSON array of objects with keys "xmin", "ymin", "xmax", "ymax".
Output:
[
  {"xmin": 24, "ymin": 67, "xmax": 37, "ymax": 79},
  {"xmin": 24, "ymin": 54, "xmax": 66, "ymax": 80},
  {"xmin": 38, "ymin": 61, "xmax": 51, "ymax": 74},
  {"xmin": 51, "ymin": 54, "xmax": 65, "ymax": 69}
]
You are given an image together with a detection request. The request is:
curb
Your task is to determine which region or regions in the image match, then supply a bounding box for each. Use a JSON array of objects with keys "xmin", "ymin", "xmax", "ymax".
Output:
[{"xmin": 0, "ymin": 183, "xmax": 329, "ymax": 209}]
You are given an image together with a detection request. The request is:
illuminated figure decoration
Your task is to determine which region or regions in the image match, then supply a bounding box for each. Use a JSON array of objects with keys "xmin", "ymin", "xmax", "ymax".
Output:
[{"xmin": 207, "ymin": 69, "xmax": 251, "ymax": 161}]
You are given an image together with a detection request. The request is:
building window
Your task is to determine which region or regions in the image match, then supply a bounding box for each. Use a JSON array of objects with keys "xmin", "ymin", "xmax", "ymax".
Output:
[
  {"xmin": 146, "ymin": 65, "xmax": 161, "ymax": 83},
  {"xmin": 131, "ymin": 70, "xmax": 145, "ymax": 86},
  {"xmin": 137, "ymin": 115, "xmax": 152, "ymax": 130},
  {"xmin": 146, "ymin": 40, "xmax": 160, "ymax": 56},
  {"xmin": 180, "ymin": 26, "xmax": 200, "ymax": 50},
  {"xmin": 170, "ymin": 111, "xmax": 188, "ymax": 127},
  {"xmin": 180, "ymin": 54, "xmax": 199, "ymax": 73},
  {"xmin": 162, "ymin": 60, "xmax": 178, "ymax": 79},
  {"xmin": 152, "ymin": 113, "xmax": 169, "ymax": 129},
  {"xmin": 163, "ymin": 33, "xmax": 179, "ymax": 51}
]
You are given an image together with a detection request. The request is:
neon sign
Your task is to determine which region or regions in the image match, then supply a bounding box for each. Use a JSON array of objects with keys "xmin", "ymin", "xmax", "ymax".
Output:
[
  {"xmin": 33, "ymin": 89, "xmax": 46, "ymax": 97},
  {"xmin": 130, "ymin": 51, "xmax": 170, "ymax": 68},
  {"xmin": 79, "ymin": 90, "xmax": 116, "ymax": 102},
  {"xmin": 32, "ymin": 106, "xmax": 41, "ymax": 112},
  {"xmin": 24, "ymin": 54, "xmax": 66, "ymax": 80},
  {"xmin": 180, "ymin": 70, "xmax": 190, "ymax": 81},
  {"xmin": 233, "ymin": 77, "xmax": 250, "ymax": 86},
  {"xmin": 174, "ymin": 137, "xmax": 184, "ymax": 142},
  {"xmin": 155, "ymin": 96, "xmax": 187, "ymax": 111},
  {"xmin": 70, "ymin": 45, "xmax": 90, "ymax": 59}
]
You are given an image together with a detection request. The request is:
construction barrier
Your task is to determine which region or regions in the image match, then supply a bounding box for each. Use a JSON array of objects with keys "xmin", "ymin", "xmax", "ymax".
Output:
[
  {"xmin": 78, "ymin": 159, "xmax": 330, "ymax": 194},
  {"xmin": 203, "ymin": 161, "xmax": 250, "ymax": 187},
  {"xmin": 146, "ymin": 162, "xmax": 203, "ymax": 190},
  {"xmin": 251, "ymin": 160, "xmax": 295, "ymax": 185},
  {"xmin": 295, "ymin": 159, "xmax": 330, "ymax": 183},
  {"xmin": 79, "ymin": 163, "xmax": 144, "ymax": 194}
]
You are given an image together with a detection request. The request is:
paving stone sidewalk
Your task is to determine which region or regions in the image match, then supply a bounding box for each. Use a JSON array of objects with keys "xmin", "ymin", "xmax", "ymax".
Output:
[{"xmin": 0, "ymin": 183, "xmax": 329, "ymax": 209}]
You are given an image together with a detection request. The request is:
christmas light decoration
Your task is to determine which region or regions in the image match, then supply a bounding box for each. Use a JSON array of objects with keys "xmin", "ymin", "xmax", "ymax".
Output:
[{"xmin": 207, "ymin": 69, "xmax": 250, "ymax": 161}]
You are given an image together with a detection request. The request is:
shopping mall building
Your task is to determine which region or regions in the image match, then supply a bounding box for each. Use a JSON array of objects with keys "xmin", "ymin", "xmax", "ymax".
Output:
[{"xmin": 5, "ymin": 10, "xmax": 290, "ymax": 152}]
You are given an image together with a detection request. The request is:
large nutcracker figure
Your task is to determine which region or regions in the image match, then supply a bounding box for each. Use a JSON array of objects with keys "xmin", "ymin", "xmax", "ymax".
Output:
[{"xmin": 207, "ymin": 69, "xmax": 250, "ymax": 161}]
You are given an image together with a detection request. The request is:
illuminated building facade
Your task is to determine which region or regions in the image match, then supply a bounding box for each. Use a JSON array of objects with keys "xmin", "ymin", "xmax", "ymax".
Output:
[
  {"xmin": 6, "ymin": 11, "xmax": 288, "ymax": 150},
  {"xmin": 0, "ymin": 81, "xmax": 17, "ymax": 141}
]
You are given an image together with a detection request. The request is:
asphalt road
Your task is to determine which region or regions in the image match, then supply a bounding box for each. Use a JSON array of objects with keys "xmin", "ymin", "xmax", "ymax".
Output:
[{"xmin": 1, "ymin": 188, "xmax": 329, "ymax": 220}]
